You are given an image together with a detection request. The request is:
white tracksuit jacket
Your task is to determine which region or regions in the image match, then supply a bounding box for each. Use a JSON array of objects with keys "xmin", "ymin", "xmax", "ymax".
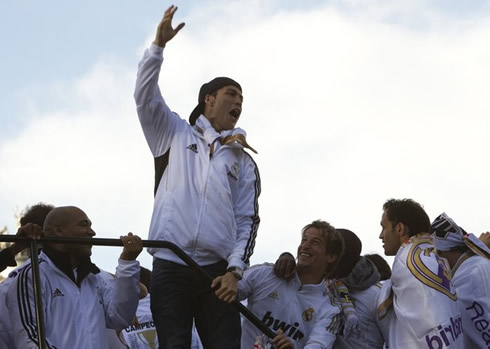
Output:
[
  {"xmin": 238, "ymin": 263, "xmax": 341, "ymax": 349},
  {"xmin": 377, "ymin": 234, "xmax": 464, "ymax": 348},
  {"xmin": 0, "ymin": 261, "xmax": 31, "ymax": 349},
  {"xmin": 134, "ymin": 44, "xmax": 261, "ymax": 270},
  {"xmin": 7, "ymin": 251, "xmax": 140, "ymax": 349}
]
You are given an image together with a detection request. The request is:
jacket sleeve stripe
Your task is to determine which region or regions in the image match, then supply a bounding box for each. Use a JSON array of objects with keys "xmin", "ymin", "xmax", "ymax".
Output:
[
  {"xmin": 17, "ymin": 264, "xmax": 40, "ymax": 346},
  {"xmin": 242, "ymin": 153, "xmax": 261, "ymax": 265},
  {"xmin": 16, "ymin": 261, "xmax": 57, "ymax": 349}
]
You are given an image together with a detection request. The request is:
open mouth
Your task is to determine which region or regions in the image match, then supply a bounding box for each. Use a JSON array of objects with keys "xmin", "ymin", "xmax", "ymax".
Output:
[{"xmin": 230, "ymin": 109, "xmax": 241, "ymax": 120}]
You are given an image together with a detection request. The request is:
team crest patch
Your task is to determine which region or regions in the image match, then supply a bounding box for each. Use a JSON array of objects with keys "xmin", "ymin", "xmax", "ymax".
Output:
[
  {"xmin": 407, "ymin": 236, "xmax": 457, "ymax": 300},
  {"xmin": 267, "ymin": 291, "xmax": 279, "ymax": 300},
  {"xmin": 302, "ymin": 308, "xmax": 314, "ymax": 321},
  {"xmin": 226, "ymin": 162, "xmax": 240, "ymax": 181}
]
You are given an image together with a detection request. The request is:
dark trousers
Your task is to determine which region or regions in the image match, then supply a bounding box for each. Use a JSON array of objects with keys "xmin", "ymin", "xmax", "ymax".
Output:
[{"xmin": 151, "ymin": 258, "xmax": 241, "ymax": 349}]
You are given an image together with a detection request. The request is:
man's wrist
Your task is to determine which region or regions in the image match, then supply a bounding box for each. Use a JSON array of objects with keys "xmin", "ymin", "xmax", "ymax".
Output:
[
  {"xmin": 152, "ymin": 40, "xmax": 166, "ymax": 48},
  {"xmin": 226, "ymin": 267, "xmax": 243, "ymax": 280}
]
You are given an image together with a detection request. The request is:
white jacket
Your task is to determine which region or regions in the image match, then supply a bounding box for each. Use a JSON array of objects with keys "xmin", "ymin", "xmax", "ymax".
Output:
[
  {"xmin": 7, "ymin": 251, "xmax": 140, "ymax": 349},
  {"xmin": 0, "ymin": 261, "xmax": 31, "ymax": 349},
  {"xmin": 134, "ymin": 44, "xmax": 261, "ymax": 270}
]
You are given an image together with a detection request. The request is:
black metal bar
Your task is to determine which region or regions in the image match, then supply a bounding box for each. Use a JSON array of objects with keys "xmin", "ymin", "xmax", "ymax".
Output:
[
  {"xmin": 29, "ymin": 240, "xmax": 47, "ymax": 349},
  {"xmin": 0, "ymin": 235, "xmax": 276, "ymax": 340}
]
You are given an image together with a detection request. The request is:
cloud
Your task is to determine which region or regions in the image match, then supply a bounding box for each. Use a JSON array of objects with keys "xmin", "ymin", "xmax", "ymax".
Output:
[
  {"xmin": 1, "ymin": 1, "xmax": 490, "ymax": 272},
  {"xmin": 0, "ymin": 58, "xmax": 156, "ymax": 269}
]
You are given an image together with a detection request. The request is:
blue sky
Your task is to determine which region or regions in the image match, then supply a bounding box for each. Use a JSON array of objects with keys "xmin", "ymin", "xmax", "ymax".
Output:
[{"xmin": 1, "ymin": 0, "xmax": 490, "ymax": 274}]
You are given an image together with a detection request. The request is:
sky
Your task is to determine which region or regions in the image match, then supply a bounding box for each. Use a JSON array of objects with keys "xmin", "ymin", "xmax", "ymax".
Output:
[{"xmin": 1, "ymin": 0, "xmax": 490, "ymax": 274}]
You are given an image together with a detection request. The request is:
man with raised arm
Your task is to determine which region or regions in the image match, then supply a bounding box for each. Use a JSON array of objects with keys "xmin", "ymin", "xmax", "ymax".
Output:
[{"xmin": 134, "ymin": 5, "xmax": 261, "ymax": 348}]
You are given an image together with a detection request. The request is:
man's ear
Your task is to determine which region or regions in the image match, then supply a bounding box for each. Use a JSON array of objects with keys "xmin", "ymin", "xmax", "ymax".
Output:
[
  {"xmin": 396, "ymin": 222, "xmax": 410, "ymax": 239},
  {"xmin": 53, "ymin": 225, "xmax": 64, "ymax": 237},
  {"xmin": 204, "ymin": 94, "xmax": 215, "ymax": 107}
]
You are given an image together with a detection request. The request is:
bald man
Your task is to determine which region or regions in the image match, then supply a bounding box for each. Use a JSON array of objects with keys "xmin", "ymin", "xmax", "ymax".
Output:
[{"xmin": 7, "ymin": 206, "xmax": 143, "ymax": 349}]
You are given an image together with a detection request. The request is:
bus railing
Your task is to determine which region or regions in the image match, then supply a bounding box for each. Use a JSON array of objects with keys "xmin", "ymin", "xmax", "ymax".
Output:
[{"xmin": 0, "ymin": 235, "xmax": 276, "ymax": 349}]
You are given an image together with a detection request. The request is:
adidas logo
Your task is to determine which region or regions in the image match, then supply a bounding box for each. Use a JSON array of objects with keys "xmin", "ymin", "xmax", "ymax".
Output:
[
  {"xmin": 186, "ymin": 144, "xmax": 198, "ymax": 153},
  {"xmin": 53, "ymin": 288, "xmax": 64, "ymax": 298}
]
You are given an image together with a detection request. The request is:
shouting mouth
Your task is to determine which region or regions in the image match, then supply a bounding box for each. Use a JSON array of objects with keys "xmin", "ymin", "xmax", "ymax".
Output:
[{"xmin": 230, "ymin": 109, "xmax": 241, "ymax": 121}]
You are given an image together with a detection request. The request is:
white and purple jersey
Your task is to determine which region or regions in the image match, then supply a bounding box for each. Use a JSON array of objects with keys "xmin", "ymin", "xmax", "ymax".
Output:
[{"xmin": 377, "ymin": 234, "xmax": 464, "ymax": 348}]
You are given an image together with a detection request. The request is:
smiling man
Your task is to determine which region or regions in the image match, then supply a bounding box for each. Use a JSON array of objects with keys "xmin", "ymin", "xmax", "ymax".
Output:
[
  {"xmin": 238, "ymin": 220, "xmax": 344, "ymax": 349},
  {"xmin": 134, "ymin": 5, "xmax": 261, "ymax": 348},
  {"xmin": 7, "ymin": 206, "xmax": 142, "ymax": 349}
]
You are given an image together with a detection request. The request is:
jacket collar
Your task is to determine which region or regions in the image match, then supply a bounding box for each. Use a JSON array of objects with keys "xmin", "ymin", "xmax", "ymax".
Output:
[
  {"xmin": 43, "ymin": 245, "xmax": 100, "ymax": 287},
  {"xmin": 195, "ymin": 115, "xmax": 256, "ymax": 153}
]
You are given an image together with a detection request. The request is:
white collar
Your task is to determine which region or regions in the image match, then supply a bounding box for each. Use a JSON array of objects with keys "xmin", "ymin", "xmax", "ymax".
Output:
[{"xmin": 195, "ymin": 115, "xmax": 247, "ymax": 145}]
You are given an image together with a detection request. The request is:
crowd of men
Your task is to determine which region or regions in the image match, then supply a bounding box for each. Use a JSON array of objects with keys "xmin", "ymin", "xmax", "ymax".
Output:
[{"xmin": 1, "ymin": 4, "xmax": 489, "ymax": 349}]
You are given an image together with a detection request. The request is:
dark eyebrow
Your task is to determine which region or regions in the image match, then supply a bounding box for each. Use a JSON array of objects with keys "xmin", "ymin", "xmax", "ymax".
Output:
[{"xmin": 226, "ymin": 88, "xmax": 243, "ymax": 101}]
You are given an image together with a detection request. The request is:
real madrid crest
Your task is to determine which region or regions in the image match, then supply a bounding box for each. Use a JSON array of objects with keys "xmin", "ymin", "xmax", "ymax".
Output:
[
  {"xmin": 227, "ymin": 162, "xmax": 240, "ymax": 181},
  {"xmin": 302, "ymin": 307, "xmax": 314, "ymax": 322}
]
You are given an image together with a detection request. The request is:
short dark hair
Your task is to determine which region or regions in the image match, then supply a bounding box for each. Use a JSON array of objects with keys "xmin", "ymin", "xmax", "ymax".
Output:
[
  {"xmin": 364, "ymin": 253, "xmax": 392, "ymax": 280},
  {"xmin": 20, "ymin": 203, "xmax": 55, "ymax": 227},
  {"xmin": 301, "ymin": 220, "xmax": 344, "ymax": 277},
  {"xmin": 383, "ymin": 198, "xmax": 430, "ymax": 237},
  {"xmin": 330, "ymin": 229, "xmax": 362, "ymax": 279},
  {"xmin": 140, "ymin": 266, "xmax": 152, "ymax": 291}
]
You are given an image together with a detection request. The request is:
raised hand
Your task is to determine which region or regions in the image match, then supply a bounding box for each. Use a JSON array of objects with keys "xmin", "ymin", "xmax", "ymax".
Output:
[
  {"xmin": 153, "ymin": 5, "xmax": 185, "ymax": 48},
  {"xmin": 120, "ymin": 232, "xmax": 143, "ymax": 261},
  {"xmin": 10, "ymin": 223, "xmax": 43, "ymax": 254}
]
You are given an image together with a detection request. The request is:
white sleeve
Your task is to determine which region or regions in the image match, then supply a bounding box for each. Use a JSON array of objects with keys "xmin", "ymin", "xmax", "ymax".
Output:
[
  {"xmin": 134, "ymin": 43, "xmax": 185, "ymax": 157},
  {"xmin": 227, "ymin": 154, "xmax": 261, "ymax": 271},
  {"xmin": 457, "ymin": 261, "xmax": 490, "ymax": 348},
  {"xmin": 237, "ymin": 263, "xmax": 272, "ymax": 301},
  {"xmin": 305, "ymin": 304, "xmax": 341, "ymax": 349},
  {"xmin": 101, "ymin": 259, "xmax": 141, "ymax": 329},
  {"xmin": 7, "ymin": 263, "xmax": 58, "ymax": 349},
  {"xmin": 375, "ymin": 302, "xmax": 391, "ymax": 346}
]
